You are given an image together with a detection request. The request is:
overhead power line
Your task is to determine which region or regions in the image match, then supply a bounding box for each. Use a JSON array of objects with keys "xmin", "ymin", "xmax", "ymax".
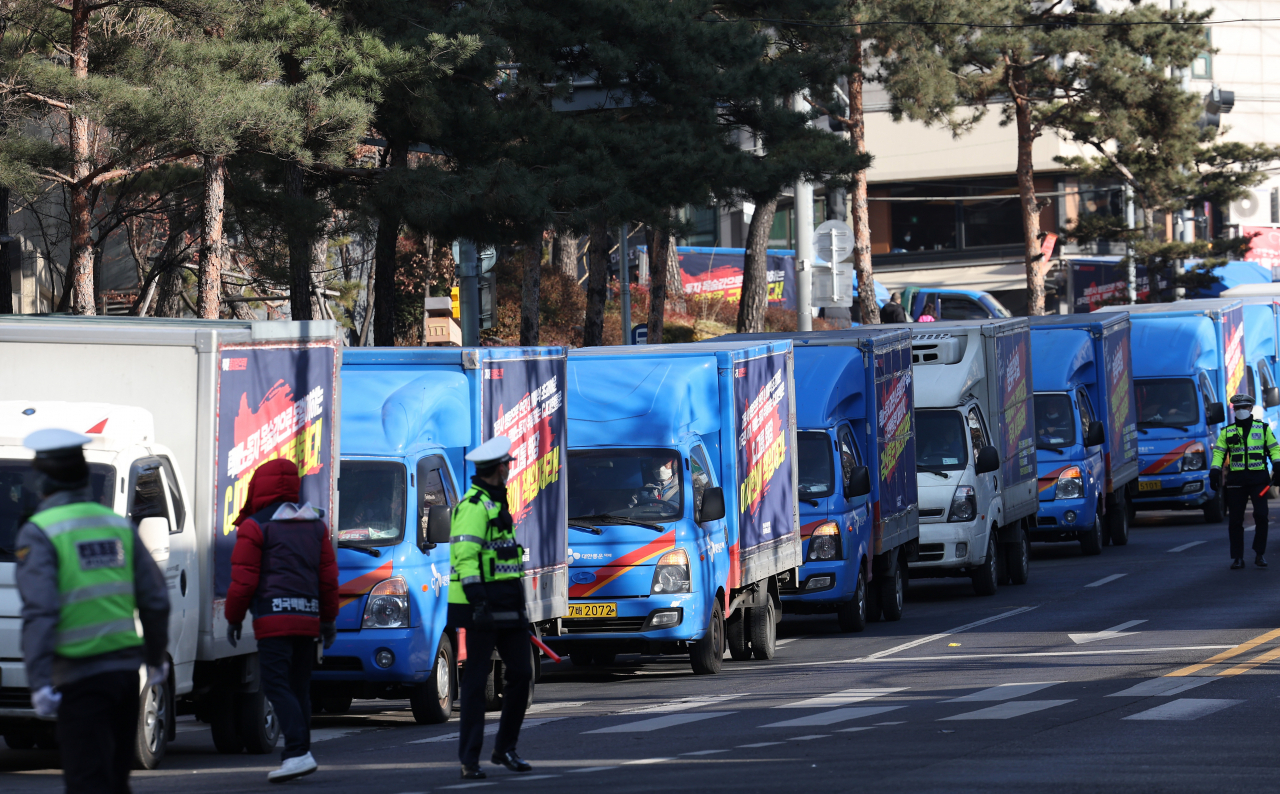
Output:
[{"xmin": 705, "ymin": 17, "xmax": 1280, "ymax": 30}]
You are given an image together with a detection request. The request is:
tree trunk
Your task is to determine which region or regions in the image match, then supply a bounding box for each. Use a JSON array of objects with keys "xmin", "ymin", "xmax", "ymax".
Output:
[
  {"xmin": 665, "ymin": 238, "xmax": 685, "ymax": 314},
  {"xmin": 520, "ymin": 233, "xmax": 543, "ymax": 346},
  {"xmin": 196, "ymin": 154, "xmax": 225, "ymax": 319},
  {"xmin": 0, "ymin": 185, "xmax": 12, "ymax": 314},
  {"xmin": 68, "ymin": 1, "xmax": 95, "ymax": 315},
  {"xmin": 737, "ymin": 195, "xmax": 777, "ymax": 333},
  {"xmin": 646, "ymin": 226, "xmax": 668, "ymax": 344},
  {"xmin": 284, "ymin": 161, "xmax": 314, "ymax": 321},
  {"xmin": 310, "ymin": 222, "xmax": 330, "ymax": 320},
  {"xmin": 1011, "ymin": 75, "xmax": 1045, "ymax": 316},
  {"xmin": 553, "ymin": 230, "xmax": 578, "ymax": 278},
  {"xmin": 848, "ymin": 37, "xmax": 879, "ymax": 324},
  {"xmin": 582, "ymin": 222, "xmax": 610, "ymax": 347},
  {"xmin": 373, "ymin": 139, "xmax": 408, "ymax": 345}
]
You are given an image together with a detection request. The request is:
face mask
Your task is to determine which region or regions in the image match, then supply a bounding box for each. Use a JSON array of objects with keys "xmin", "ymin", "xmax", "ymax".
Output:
[
  {"xmin": 1235, "ymin": 409, "xmax": 1253, "ymax": 421},
  {"xmin": 658, "ymin": 465, "xmax": 672, "ymax": 480}
]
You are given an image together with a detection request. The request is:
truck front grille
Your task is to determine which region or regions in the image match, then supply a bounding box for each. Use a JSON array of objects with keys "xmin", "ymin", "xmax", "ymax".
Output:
[
  {"xmin": 561, "ymin": 616, "xmax": 649, "ymax": 634},
  {"xmin": 316, "ymin": 656, "xmax": 363, "ymax": 672},
  {"xmin": 0, "ymin": 687, "xmax": 31, "ymax": 708},
  {"xmin": 917, "ymin": 543, "xmax": 945, "ymax": 562}
]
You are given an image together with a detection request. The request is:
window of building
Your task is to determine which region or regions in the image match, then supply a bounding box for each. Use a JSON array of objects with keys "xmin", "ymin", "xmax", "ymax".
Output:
[
  {"xmin": 678, "ymin": 205, "xmax": 719, "ymax": 247},
  {"xmin": 1191, "ymin": 30, "xmax": 1212, "ymax": 80}
]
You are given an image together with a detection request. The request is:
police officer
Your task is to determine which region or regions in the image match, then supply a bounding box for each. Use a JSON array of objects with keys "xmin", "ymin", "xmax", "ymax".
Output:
[
  {"xmin": 1210, "ymin": 393, "xmax": 1280, "ymax": 569},
  {"xmin": 14, "ymin": 429, "xmax": 169, "ymax": 793},
  {"xmin": 449, "ymin": 435, "xmax": 534, "ymax": 780}
]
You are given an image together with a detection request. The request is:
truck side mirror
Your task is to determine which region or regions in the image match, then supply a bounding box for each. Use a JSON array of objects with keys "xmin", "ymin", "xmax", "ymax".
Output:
[
  {"xmin": 137, "ymin": 516, "xmax": 170, "ymax": 563},
  {"xmin": 1205, "ymin": 401, "xmax": 1225, "ymax": 426},
  {"xmin": 1085, "ymin": 422, "xmax": 1105, "ymax": 447},
  {"xmin": 698, "ymin": 487, "xmax": 725, "ymax": 524},
  {"xmin": 419, "ymin": 505, "xmax": 453, "ymax": 551},
  {"xmin": 975, "ymin": 446, "xmax": 1000, "ymax": 475},
  {"xmin": 1265, "ymin": 387, "xmax": 1280, "ymax": 409},
  {"xmin": 845, "ymin": 466, "xmax": 872, "ymax": 498}
]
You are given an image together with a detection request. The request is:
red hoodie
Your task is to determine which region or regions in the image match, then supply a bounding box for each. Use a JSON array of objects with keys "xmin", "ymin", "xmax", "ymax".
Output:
[{"xmin": 224, "ymin": 459, "xmax": 339, "ymax": 638}]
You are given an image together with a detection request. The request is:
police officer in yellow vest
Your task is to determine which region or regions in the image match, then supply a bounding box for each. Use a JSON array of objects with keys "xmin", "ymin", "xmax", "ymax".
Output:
[
  {"xmin": 14, "ymin": 429, "xmax": 169, "ymax": 793},
  {"xmin": 448, "ymin": 435, "xmax": 534, "ymax": 780},
  {"xmin": 1210, "ymin": 394, "xmax": 1280, "ymax": 569}
]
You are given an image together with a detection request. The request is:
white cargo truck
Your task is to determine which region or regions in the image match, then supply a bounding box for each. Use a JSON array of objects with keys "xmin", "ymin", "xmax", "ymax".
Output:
[
  {"xmin": 0, "ymin": 316, "xmax": 340, "ymax": 767},
  {"xmin": 907, "ymin": 319, "xmax": 1038, "ymax": 595}
]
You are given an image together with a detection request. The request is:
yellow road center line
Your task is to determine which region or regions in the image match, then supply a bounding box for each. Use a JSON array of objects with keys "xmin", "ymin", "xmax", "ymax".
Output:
[
  {"xmin": 1166, "ymin": 627, "xmax": 1280, "ymax": 677},
  {"xmin": 1219, "ymin": 646, "xmax": 1280, "ymax": 677}
]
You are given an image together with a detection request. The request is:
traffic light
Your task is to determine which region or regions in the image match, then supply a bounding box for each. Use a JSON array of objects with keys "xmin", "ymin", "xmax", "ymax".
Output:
[
  {"xmin": 478, "ymin": 272, "xmax": 496, "ymax": 330},
  {"xmin": 1200, "ymin": 85, "xmax": 1234, "ymax": 128}
]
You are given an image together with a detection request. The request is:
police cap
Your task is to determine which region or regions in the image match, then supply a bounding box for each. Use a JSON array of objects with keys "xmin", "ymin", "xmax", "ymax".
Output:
[
  {"xmin": 23, "ymin": 428, "xmax": 92, "ymax": 456},
  {"xmin": 466, "ymin": 435, "xmax": 513, "ymax": 465},
  {"xmin": 1230, "ymin": 393, "xmax": 1256, "ymax": 409}
]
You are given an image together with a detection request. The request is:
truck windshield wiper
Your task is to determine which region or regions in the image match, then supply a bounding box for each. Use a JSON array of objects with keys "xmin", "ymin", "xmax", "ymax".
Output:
[
  {"xmin": 569, "ymin": 514, "xmax": 665, "ymax": 532},
  {"xmin": 1138, "ymin": 420, "xmax": 1189, "ymax": 432},
  {"xmin": 568, "ymin": 520, "xmax": 604, "ymax": 535},
  {"xmin": 337, "ymin": 541, "xmax": 381, "ymax": 557},
  {"xmin": 1036, "ymin": 445, "xmax": 1066, "ymax": 455},
  {"xmin": 916, "ymin": 465, "xmax": 951, "ymax": 478}
]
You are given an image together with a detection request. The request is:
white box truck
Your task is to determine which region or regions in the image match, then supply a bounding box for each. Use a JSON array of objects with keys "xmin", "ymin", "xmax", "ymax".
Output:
[
  {"xmin": 0, "ymin": 316, "xmax": 339, "ymax": 766},
  {"xmin": 907, "ymin": 319, "xmax": 1038, "ymax": 595}
]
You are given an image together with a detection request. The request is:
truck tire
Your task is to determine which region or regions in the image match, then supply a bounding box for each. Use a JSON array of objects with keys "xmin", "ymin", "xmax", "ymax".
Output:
[
  {"xmin": 1108, "ymin": 491, "xmax": 1131, "ymax": 546},
  {"xmin": 971, "ymin": 534, "xmax": 999, "ymax": 596},
  {"xmin": 238, "ymin": 689, "xmax": 280, "ymax": 755},
  {"xmin": 1004, "ymin": 528, "xmax": 1030, "ymax": 586},
  {"xmin": 837, "ymin": 568, "xmax": 868, "ymax": 632},
  {"xmin": 689, "ymin": 600, "xmax": 725, "ymax": 675},
  {"xmin": 3, "ymin": 732, "xmax": 36, "ymax": 750},
  {"xmin": 209, "ymin": 696, "xmax": 244, "ymax": 754},
  {"xmin": 726, "ymin": 611, "xmax": 751, "ymax": 661},
  {"xmin": 1204, "ymin": 489, "xmax": 1225, "ymax": 523},
  {"xmin": 1079, "ymin": 512, "xmax": 1104, "ymax": 556},
  {"xmin": 866, "ymin": 574, "xmax": 883, "ymax": 623},
  {"xmin": 878, "ymin": 557, "xmax": 905, "ymax": 621},
  {"xmin": 133, "ymin": 679, "xmax": 168, "ymax": 770},
  {"xmin": 410, "ymin": 638, "xmax": 455, "ymax": 724},
  {"xmin": 748, "ymin": 600, "xmax": 777, "ymax": 660}
]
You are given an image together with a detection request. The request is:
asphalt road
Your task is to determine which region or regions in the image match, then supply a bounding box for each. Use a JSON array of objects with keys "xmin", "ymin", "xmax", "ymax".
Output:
[{"xmin": 6, "ymin": 510, "xmax": 1280, "ymax": 793}]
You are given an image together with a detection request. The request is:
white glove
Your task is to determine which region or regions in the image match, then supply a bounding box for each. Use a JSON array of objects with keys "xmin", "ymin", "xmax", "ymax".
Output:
[
  {"xmin": 146, "ymin": 661, "xmax": 170, "ymax": 687},
  {"xmin": 31, "ymin": 685, "xmax": 61, "ymax": 718}
]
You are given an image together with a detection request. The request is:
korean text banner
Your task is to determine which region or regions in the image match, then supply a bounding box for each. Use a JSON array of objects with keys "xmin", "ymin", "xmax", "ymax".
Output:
[
  {"xmin": 215, "ymin": 343, "xmax": 337, "ymax": 600},
  {"xmin": 677, "ymin": 248, "xmax": 797, "ymax": 309},
  {"xmin": 483, "ymin": 357, "xmax": 567, "ymax": 573},
  {"xmin": 734, "ymin": 352, "xmax": 795, "ymax": 551},
  {"xmin": 1223, "ymin": 304, "xmax": 1246, "ymax": 399},
  {"xmin": 1070, "ymin": 259, "xmax": 1167, "ymax": 312},
  {"xmin": 1101, "ymin": 325, "xmax": 1137, "ymax": 467},
  {"xmin": 995, "ymin": 332, "xmax": 1036, "ymax": 485},
  {"xmin": 875, "ymin": 346, "xmax": 918, "ymax": 518}
]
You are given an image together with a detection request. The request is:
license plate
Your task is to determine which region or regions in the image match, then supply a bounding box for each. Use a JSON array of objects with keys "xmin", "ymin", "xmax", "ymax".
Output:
[
  {"xmin": 1138, "ymin": 480, "xmax": 1162, "ymax": 492},
  {"xmin": 566, "ymin": 602, "xmax": 617, "ymax": 619}
]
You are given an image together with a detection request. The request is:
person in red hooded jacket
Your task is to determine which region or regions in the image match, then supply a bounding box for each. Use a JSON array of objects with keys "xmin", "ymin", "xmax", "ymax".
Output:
[{"xmin": 225, "ymin": 459, "xmax": 339, "ymax": 783}]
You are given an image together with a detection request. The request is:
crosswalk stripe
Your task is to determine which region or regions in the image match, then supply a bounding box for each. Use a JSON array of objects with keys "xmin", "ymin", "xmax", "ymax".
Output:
[
  {"xmin": 1123, "ymin": 698, "xmax": 1243, "ymax": 721},
  {"xmin": 410, "ymin": 718, "xmax": 560, "ymax": 744},
  {"xmin": 583, "ymin": 711, "xmax": 733, "ymax": 734},
  {"xmin": 622, "ymin": 694, "xmax": 745, "ymax": 714},
  {"xmin": 759, "ymin": 705, "xmax": 903, "ymax": 728},
  {"xmin": 940, "ymin": 700, "xmax": 1075, "ymax": 721},
  {"xmin": 1085, "ymin": 574, "xmax": 1127, "ymax": 588},
  {"xmin": 944, "ymin": 682, "xmax": 1064, "ymax": 703},
  {"xmin": 1107, "ymin": 678, "xmax": 1217, "ymax": 697},
  {"xmin": 1167, "ymin": 541, "xmax": 1207, "ymax": 553},
  {"xmin": 776, "ymin": 687, "xmax": 906, "ymax": 709}
]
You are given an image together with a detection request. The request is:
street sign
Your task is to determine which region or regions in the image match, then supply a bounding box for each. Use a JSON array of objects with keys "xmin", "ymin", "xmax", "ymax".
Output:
[
  {"xmin": 815, "ymin": 219, "xmax": 854, "ymax": 264},
  {"xmin": 479, "ymin": 246, "xmax": 497, "ymax": 274},
  {"xmin": 631, "ymin": 323, "xmax": 648, "ymax": 345}
]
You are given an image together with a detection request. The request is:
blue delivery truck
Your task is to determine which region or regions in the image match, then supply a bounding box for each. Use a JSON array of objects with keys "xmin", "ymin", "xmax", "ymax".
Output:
[
  {"xmin": 1093, "ymin": 300, "xmax": 1242, "ymax": 521},
  {"xmin": 1028, "ymin": 314, "xmax": 1139, "ymax": 553},
  {"xmin": 1239, "ymin": 299, "xmax": 1280, "ymax": 432},
  {"xmin": 316, "ymin": 347, "xmax": 569, "ymax": 719},
  {"xmin": 717, "ymin": 329, "xmax": 919, "ymax": 630},
  {"xmin": 549, "ymin": 341, "xmax": 801, "ymax": 673}
]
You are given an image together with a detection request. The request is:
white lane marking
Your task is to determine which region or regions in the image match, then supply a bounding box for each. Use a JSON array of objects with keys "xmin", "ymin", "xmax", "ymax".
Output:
[
  {"xmin": 859, "ymin": 606, "xmax": 1040, "ymax": 662},
  {"xmin": 680, "ymin": 750, "xmax": 729, "ymax": 756},
  {"xmin": 760, "ymin": 706, "xmax": 903, "ymax": 728},
  {"xmin": 410, "ymin": 718, "xmax": 561, "ymax": 744},
  {"xmin": 1085, "ymin": 573, "xmax": 1127, "ymax": 588},
  {"xmin": 1069, "ymin": 620, "xmax": 1148, "ymax": 644},
  {"xmin": 737, "ymin": 742, "xmax": 783, "ymax": 748},
  {"xmin": 509, "ymin": 775, "xmax": 561, "ymax": 781},
  {"xmin": 622, "ymin": 694, "xmax": 745, "ymax": 714},
  {"xmin": 945, "ymin": 682, "xmax": 1065, "ymax": 703},
  {"xmin": 775, "ymin": 638, "xmax": 799, "ymax": 646},
  {"xmin": 311, "ymin": 728, "xmax": 369, "ymax": 742},
  {"xmin": 777, "ymin": 687, "xmax": 907, "ymax": 709},
  {"xmin": 940, "ymin": 700, "xmax": 1075, "ymax": 721},
  {"xmin": 838, "ymin": 726, "xmax": 874, "ymax": 732},
  {"xmin": 584, "ymin": 711, "xmax": 734, "ymax": 734},
  {"xmin": 1108, "ymin": 678, "xmax": 1218, "ymax": 698},
  {"xmin": 440, "ymin": 784, "xmax": 495, "ymax": 790},
  {"xmin": 875, "ymin": 721, "xmax": 906, "ymax": 725},
  {"xmin": 569, "ymin": 766, "xmax": 619, "ymax": 773},
  {"xmin": 624, "ymin": 758, "xmax": 674, "ymax": 765},
  {"xmin": 1123, "ymin": 698, "xmax": 1243, "ymax": 721},
  {"xmin": 788, "ymin": 735, "xmax": 829, "ymax": 740},
  {"xmin": 526, "ymin": 701, "xmax": 585, "ymax": 714},
  {"xmin": 1168, "ymin": 541, "xmax": 1207, "ymax": 553}
]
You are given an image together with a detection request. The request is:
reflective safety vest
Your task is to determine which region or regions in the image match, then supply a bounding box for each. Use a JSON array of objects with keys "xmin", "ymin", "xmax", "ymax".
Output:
[
  {"xmin": 448, "ymin": 483, "xmax": 522, "ymax": 605},
  {"xmin": 29, "ymin": 502, "xmax": 143, "ymax": 659},
  {"xmin": 1212, "ymin": 421, "xmax": 1280, "ymax": 472}
]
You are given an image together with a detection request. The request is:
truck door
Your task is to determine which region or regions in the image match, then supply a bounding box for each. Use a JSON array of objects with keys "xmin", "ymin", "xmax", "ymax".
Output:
[
  {"xmin": 689, "ymin": 445, "xmax": 727, "ymax": 586},
  {"xmin": 416, "ymin": 455, "xmax": 457, "ymax": 598},
  {"xmin": 966, "ymin": 406, "xmax": 999, "ymax": 525},
  {"xmin": 836, "ymin": 424, "xmax": 870, "ymax": 543},
  {"xmin": 128, "ymin": 458, "xmax": 196, "ymax": 680},
  {"xmin": 1076, "ymin": 389, "xmax": 1105, "ymax": 493}
]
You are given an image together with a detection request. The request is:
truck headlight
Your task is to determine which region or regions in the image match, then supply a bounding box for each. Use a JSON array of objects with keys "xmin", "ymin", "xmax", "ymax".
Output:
[
  {"xmin": 807, "ymin": 522, "xmax": 842, "ymax": 561},
  {"xmin": 1181, "ymin": 444, "xmax": 1206, "ymax": 472},
  {"xmin": 362, "ymin": 577, "xmax": 410, "ymax": 628},
  {"xmin": 947, "ymin": 486, "xmax": 977, "ymax": 522},
  {"xmin": 1055, "ymin": 466, "xmax": 1083, "ymax": 499},
  {"xmin": 651, "ymin": 549, "xmax": 690, "ymax": 594}
]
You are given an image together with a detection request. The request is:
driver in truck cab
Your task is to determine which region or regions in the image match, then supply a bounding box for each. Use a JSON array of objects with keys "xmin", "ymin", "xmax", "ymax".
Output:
[{"xmin": 630, "ymin": 457, "xmax": 680, "ymax": 506}]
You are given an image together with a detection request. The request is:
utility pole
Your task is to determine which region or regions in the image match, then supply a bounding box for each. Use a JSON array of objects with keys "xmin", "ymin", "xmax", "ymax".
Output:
[
  {"xmin": 795, "ymin": 184, "xmax": 815, "ymax": 332},
  {"xmin": 1173, "ymin": 0, "xmax": 1190, "ymax": 300},
  {"xmin": 1124, "ymin": 186, "xmax": 1137, "ymax": 303},
  {"xmin": 620, "ymin": 223, "xmax": 632, "ymax": 344},
  {"xmin": 454, "ymin": 239, "xmax": 480, "ymax": 347}
]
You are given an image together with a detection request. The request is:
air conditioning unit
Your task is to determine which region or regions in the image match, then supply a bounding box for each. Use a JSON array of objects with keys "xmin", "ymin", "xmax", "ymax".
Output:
[{"xmin": 1231, "ymin": 189, "xmax": 1265, "ymax": 223}]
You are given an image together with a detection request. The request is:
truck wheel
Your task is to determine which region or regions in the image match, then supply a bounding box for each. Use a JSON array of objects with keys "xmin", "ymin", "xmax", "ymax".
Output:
[
  {"xmin": 837, "ymin": 569, "xmax": 868, "ymax": 632},
  {"xmin": 1204, "ymin": 489, "xmax": 1225, "ymax": 523},
  {"xmin": 3, "ymin": 732, "xmax": 35, "ymax": 750},
  {"xmin": 1109, "ymin": 492, "xmax": 1131, "ymax": 546},
  {"xmin": 410, "ymin": 638, "xmax": 455, "ymax": 725},
  {"xmin": 1004, "ymin": 529, "xmax": 1030, "ymax": 586},
  {"xmin": 689, "ymin": 600, "xmax": 725, "ymax": 675},
  {"xmin": 238, "ymin": 689, "xmax": 280, "ymax": 755},
  {"xmin": 749, "ymin": 600, "xmax": 777, "ymax": 660},
  {"xmin": 133, "ymin": 679, "xmax": 168, "ymax": 770},
  {"xmin": 1079, "ymin": 512, "xmax": 1104, "ymax": 556},
  {"xmin": 726, "ymin": 611, "xmax": 751, "ymax": 661},
  {"xmin": 320, "ymin": 694, "xmax": 352, "ymax": 714},
  {"xmin": 971, "ymin": 535, "xmax": 999, "ymax": 596},
  {"xmin": 209, "ymin": 695, "xmax": 244, "ymax": 754},
  {"xmin": 879, "ymin": 558, "xmax": 905, "ymax": 621}
]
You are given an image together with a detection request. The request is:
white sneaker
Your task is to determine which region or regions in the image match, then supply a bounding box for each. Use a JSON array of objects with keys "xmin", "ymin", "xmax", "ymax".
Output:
[{"xmin": 268, "ymin": 752, "xmax": 318, "ymax": 783}]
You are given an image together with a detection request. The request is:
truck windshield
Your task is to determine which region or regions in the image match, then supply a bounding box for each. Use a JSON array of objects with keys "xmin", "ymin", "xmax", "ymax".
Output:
[
  {"xmin": 916, "ymin": 410, "xmax": 968, "ymax": 471},
  {"xmin": 0, "ymin": 462, "xmax": 115, "ymax": 562},
  {"xmin": 797, "ymin": 432, "xmax": 834, "ymax": 498},
  {"xmin": 568, "ymin": 448, "xmax": 683, "ymax": 522},
  {"xmin": 1135, "ymin": 378, "xmax": 1199, "ymax": 428},
  {"xmin": 337, "ymin": 460, "xmax": 407, "ymax": 547},
  {"xmin": 1034, "ymin": 393, "xmax": 1076, "ymax": 449},
  {"xmin": 981, "ymin": 294, "xmax": 1013, "ymax": 318}
]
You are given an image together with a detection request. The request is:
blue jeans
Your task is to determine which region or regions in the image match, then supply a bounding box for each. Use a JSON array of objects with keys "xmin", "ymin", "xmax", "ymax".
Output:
[{"xmin": 258, "ymin": 636, "xmax": 315, "ymax": 760}]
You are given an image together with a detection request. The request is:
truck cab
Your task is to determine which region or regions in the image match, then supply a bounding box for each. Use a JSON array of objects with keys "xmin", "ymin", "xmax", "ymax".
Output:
[{"xmin": 903, "ymin": 287, "xmax": 1013, "ymax": 321}]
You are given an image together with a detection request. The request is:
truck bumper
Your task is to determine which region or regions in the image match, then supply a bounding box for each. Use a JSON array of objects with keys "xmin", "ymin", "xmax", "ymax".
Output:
[
  {"xmin": 779, "ymin": 559, "xmax": 852, "ymax": 609},
  {"xmin": 907, "ymin": 520, "xmax": 988, "ymax": 578},
  {"xmin": 1131, "ymin": 471, "xmax": 1211, "ymax": 511},
  {"xmin": 1032, "ymin": 494, "xmax": 1100, "ymax": 542},
  {"xmin": 312, "ymin": 627, "xmax": 437, "ymax": 684},
  {"xmin": 544, "ymin": 594, "xmax": 702, "ymax": 652}
]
